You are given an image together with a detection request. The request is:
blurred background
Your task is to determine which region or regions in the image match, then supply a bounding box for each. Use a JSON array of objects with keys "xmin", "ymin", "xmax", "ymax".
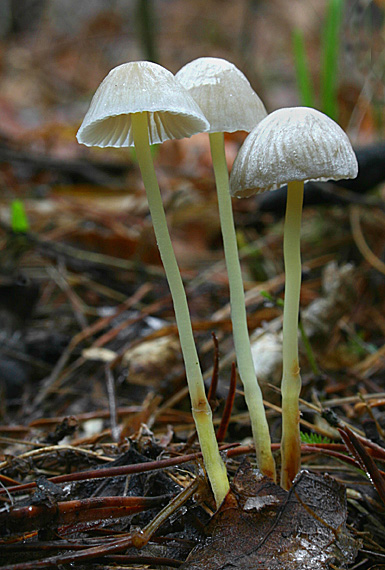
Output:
[{"xmin": 0, "ymin": 0, "xmax": 384, "ymax": 149}]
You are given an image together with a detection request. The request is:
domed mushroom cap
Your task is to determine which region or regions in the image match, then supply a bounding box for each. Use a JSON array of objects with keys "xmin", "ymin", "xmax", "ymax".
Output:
[
  {"xmin": 175, "ymin": 57, "xmax": 267, "ymax": 133},
  {"xmin": 230, "ymin": 107, "xmax": 358, "ymax": 198},
  {"xmin": 76, "ymin": 61, "xmax": 209, "ymax": 148}
]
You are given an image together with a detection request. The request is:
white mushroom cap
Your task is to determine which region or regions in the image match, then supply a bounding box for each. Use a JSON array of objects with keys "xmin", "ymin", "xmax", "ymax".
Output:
[
  {"xmin": 76, "ymin": 61, "xmax": 209, "ymax": 148},
  {"xmin": 175, "ymin": 57, "xmax": 267, "ymax": 133},
  {"xmin": 230, "ymin": 107, "xmax": 359, "ymax": 198}
]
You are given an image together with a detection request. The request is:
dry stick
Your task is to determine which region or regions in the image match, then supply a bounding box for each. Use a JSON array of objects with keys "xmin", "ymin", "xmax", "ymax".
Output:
[
  {"xmin": 28, "ymin": 405, "xmax": 143, "ymax": 427},
  {"xmin": 264, "ymin": 397, "xmax": 337, "ymax": 441},
  {"xmin": 67, "ymin": 273, "xmax": 129, "ymax": 303},
  {"xmin": 303, "ymin": 392, "xmax": 385, "ymax": 409}
]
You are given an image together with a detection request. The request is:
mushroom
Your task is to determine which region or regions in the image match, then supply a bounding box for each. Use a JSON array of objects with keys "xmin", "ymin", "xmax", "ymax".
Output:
[
  {"xmin": 176, "ymin": 57, "xmax": 276, "ymax": 481},
  {"xmin": 77, "ymin": 61, "xmax": 229, "ymax": 507},
  {"xmin": 229, "ymin": 106, "xmax": 358, "ymax": 489}
]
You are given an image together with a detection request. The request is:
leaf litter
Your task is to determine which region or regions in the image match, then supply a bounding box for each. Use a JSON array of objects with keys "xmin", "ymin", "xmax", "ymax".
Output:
[
  {"xmin": 1, "ymin": 124, "xmax": 385, "ymax": 569},
  {"xmin": 182, "ymin": 462, "xmax": 358, "ymax": 570}
]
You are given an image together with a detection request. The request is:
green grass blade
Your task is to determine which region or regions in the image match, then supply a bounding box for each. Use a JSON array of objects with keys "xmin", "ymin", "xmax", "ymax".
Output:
[
  {"xmin": 321, "ymin": 0, "xmax": 345, "ymax": 120},
  {"xmin": 292, "ymin": 28, "xmax": 315, "ymax": 108}
]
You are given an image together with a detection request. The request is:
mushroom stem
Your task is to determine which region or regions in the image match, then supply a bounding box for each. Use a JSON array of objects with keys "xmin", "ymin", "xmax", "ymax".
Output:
[
  {"xmin": 131, "ymin": 112, "xmax": 229, "ymax": 507},
  {"xmin": 209, "ymin": 131, "xmax": 276, "ymax": 481},
  {"xmin": 280, "ymin": 179, "xmax": 304, "ymax": 490}
]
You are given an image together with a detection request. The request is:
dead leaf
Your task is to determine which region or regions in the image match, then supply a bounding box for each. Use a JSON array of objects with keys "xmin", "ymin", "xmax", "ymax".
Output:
[{"xmin": 182, "ymin": 462, "xmax": 358, "ymax": 570}]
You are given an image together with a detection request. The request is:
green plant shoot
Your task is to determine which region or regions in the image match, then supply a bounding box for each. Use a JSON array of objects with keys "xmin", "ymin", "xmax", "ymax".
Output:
[
  {"xmin": 300, "ymin": 432, "xmax": 331, "ymax": 444},
  {"xmin": 11, "ymin": 200, "xmax": 29, "ymax": 233},
  {"xmin": 321, "ymin": 0, "xmax": 345, "ymax": 120},
  {"xmin": 292, "ymin": 0, "xmax": 345, "ymax": 119},
  {"xmin": 292, "ymin": 28, "xmax": 315, "ymax": 108}
]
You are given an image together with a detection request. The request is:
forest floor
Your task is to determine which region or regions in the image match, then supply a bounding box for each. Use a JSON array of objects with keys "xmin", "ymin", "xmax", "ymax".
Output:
[{"xmin": 0, "ymin": 2, "xmax": 385, "ymax": 569}]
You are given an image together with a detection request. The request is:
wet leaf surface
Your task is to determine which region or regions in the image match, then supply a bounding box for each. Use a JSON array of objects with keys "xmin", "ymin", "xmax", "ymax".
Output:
[{"xmin": 182, "ymin": 462, "xmax": 358, "ymax": 570}]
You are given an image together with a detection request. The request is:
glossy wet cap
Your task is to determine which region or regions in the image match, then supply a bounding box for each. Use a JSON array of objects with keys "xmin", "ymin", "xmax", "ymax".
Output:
[
  {"xmin": 76, "ymin": 61, "xmax": 210, "ymax": 147},
  {"xmin": 175, "ymin": 57, "xmax": 267, "ymax": 133},
  {"xmin": 230, "ymin": 107, "xmax": 358, "ymax": 198}
]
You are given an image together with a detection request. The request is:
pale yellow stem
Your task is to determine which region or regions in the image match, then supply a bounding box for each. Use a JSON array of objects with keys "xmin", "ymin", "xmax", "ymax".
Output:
[
  {"xmin": 280, "ymin": 180, "xmax": 304, "ymax": 490},
  {"xmin": 209, "ymin": 131, "xmax": 276, "ymax": 481},
  {"xmin": 131, "ymin": 112, "xmax": 229, "ymax": 506}
]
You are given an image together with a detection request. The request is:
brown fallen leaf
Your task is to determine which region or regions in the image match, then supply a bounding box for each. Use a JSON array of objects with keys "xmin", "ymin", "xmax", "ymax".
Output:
[{"xmin": 182, "ymin": 462, "xmax": 358, "ymax": 570}]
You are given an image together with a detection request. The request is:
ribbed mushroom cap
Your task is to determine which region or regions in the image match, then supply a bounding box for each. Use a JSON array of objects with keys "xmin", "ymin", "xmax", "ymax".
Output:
[
  {"xmin": 76, "ymin": 61, "xmax": 209, "ymax": 148},
  {"xmin": 230, "ymin": 107, "xmax": 358, "ymax": 198},
  {"xmin": 175, "ymin": 57, "xmax": 267, "ymax": 133}
]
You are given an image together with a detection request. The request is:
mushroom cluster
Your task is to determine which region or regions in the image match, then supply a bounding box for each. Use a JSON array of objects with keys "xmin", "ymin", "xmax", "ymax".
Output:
[{"xmin": 77, "ymin": 58, "xmax": 358, "ymax": 502}]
